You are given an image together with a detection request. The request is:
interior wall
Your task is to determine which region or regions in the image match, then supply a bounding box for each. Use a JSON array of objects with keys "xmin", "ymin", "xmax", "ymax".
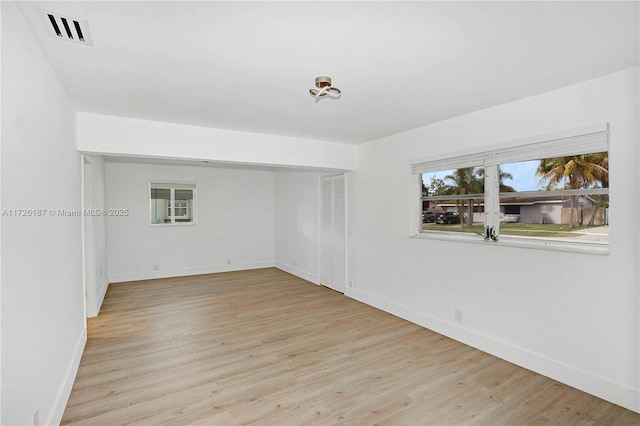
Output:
[
  {"xmin": 274, "ymin": 171, "xmax": 324, "ymax": 283},
  {"xmin": 347, "ymin": 67, "xmax": 640, "ymax": 411},
  {"xmin": 105, "ymin": 162, "xmax": 275, "ymax": 282},
  {"xmin": 77, "ymin": 112, "xmax": 358, "ymax": 172},
  {"xmin": 1, "ymin": 2, "xmax": 86, "ymax": 425}
]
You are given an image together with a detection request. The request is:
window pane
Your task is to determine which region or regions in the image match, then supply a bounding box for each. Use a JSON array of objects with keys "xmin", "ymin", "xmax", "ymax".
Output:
[
  {"xmin": 421, "ymin": 166, "xmax": 484, "ymax": 233},
  {"xmin": 151, "ymin": 188, "xmax": 171, "ymax": 224},
  {"xmin": 498, "ymin": 152, "xmax": 608, "ymax": 243},
  {"xmin": 174, "ymin": 189, "xmax": 194, "ymax": 223}
]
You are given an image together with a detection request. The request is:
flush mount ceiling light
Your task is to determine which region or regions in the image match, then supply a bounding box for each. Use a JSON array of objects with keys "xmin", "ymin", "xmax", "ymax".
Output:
[{"xmin": 309, "ymin": 76, "xmax": 341, "ymax": 101}]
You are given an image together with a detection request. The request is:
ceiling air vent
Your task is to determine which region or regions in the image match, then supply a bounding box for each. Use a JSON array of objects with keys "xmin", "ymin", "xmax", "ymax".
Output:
[{"xmin": 42, "ymin": 10, "xmax": 93, "ymax": 46}]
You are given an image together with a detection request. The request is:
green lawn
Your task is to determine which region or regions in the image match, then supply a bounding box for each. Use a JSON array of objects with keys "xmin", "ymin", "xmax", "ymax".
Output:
[{"xmin": 422, "ymin": 222, "xmax": 602, "ymax": 238}]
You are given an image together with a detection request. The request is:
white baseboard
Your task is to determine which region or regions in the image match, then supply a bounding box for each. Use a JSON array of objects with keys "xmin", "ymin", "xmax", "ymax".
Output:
[
  {"xmin": 87, "ymin": 275, "xmax": 110, "ymax": 318},
  {"xmin": 96, "ymin": 275, "xmax": 109, "ymax": 314},
  {"xmin": 48, "ymin": 326, "xmax": 87, "ymax": 426},
  {"xmin": 275, "ymin": 262, "xmax": 319, "ymax": 284},
  {"xmin": 109, "ymin": 261, "xmax": 275, "ymax": 283},
  {"xmin": 346, "ymin": 287, "xmax": 639, "ymax": 413}
]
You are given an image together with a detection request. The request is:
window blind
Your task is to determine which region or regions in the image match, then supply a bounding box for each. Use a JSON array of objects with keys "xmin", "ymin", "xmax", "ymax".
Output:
[
  {"xmin": 410, "ymin": 125, "xmax": 609, "ymax": 174},
  {"xmin": 174, "ymin": 189, "xmax": 194, "ymax": 200},
  {"xmin": 150, "ymin": 182, "xmax": 197, "ymax": 190},
  {"xmin": 486, "ymin": 130, "xmax": 609, "ymax": 166},
  {"xmin": 411, "ymin": 152, "xmax": 486, "ymax": 175},
  {"xmin": 150, "ymin": 188, "xmax": 170, "ymax": 200}
]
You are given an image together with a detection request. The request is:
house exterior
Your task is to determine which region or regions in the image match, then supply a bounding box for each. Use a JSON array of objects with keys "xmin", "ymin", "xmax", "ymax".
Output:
[
  {"xmin": 426, "ymin": 195, "xmax": 608, "ymax": 225},
  {"xmin": 501, "ymin": 195, "xmax": 607, "ymax": 225}
]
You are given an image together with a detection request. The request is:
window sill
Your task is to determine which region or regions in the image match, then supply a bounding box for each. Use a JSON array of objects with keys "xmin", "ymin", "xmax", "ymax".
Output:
[
  {"xmin": 150, "ymin": 222, "xmax": 197, "ymax": 227},
  {"xmin": 410, "ymin": 231, "xmax": 609, "ymax": 256}
]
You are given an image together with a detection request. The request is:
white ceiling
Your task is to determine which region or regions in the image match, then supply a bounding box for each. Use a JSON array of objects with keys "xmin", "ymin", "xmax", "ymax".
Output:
[{"xmin": 16, "ymin": 1, "xmax": 639, "ymax": 144}]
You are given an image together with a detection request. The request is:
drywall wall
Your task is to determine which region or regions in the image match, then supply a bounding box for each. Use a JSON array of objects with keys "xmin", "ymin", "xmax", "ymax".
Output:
[
  {"xmin": 105, "ymin": 161, "xmax": 275, "ymax": 282},
  {"xmin": 83, "ymin": 155, "xmax": 109, "ymax": 317},
  {"xmin": 346, "ymin": 67, "xmax": 639, "ymax": 411},
  {"xmin": 274, "ymin": 171, "xmax": 324, "ymax": 283},
  {"xmin": 1, "ymin": 2, "xmax": 86, "ymax": 425},
  {"xmin": 77, "ymin": 112, "xmax": 358, "ymax": 172}
]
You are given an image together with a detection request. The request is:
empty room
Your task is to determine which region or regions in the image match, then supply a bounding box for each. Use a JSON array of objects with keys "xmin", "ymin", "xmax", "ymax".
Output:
[{"xmin": 1, "ymin": 1, "xmax": 639, "ymax": 425}]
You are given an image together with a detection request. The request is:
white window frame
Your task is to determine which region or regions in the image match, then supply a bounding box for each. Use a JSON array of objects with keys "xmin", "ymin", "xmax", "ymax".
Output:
[
  {"xmin": 410, "ymin": 124, "xmax": 610, "ymax": 255},
  {"xmin": 149, "ymin": 182, "xmax": 197, "ymax": 226}
]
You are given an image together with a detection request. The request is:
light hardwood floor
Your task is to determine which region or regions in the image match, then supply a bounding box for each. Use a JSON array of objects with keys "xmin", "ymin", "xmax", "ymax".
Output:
[{"xmin": 62, "ymin": 268, "xmax": 639, "ymax": 425}]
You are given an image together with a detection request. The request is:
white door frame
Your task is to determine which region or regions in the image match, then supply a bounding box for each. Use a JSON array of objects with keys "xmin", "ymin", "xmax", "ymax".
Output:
[
  {"xmin": 319, "ymin": 174, "xmax": 347, "ymax": 293},
  {"xmin": 82, "ymin": 156, "xmax": 98, "ymax": 317}
]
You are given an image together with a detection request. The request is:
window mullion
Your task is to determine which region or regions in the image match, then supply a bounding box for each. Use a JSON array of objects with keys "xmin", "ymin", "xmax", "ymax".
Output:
[{"xmin": 484, "ymin": 165, "xmax": 500, "ymax": 241}]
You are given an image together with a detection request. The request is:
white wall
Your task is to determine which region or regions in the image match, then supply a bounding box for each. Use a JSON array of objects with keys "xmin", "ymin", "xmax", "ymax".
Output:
[
  {"xmin": 105, "ymin": 162, "xmax": 275, "ymax": 282},
  {"xmin": 346, "ymin": 67, "xmax": 639, "ymax": 411},
  {"xmin": 77, "ymin": 113, "xmax": 358, "ymax": 172},
  {"xmin": 274, "ymin": 171, "xmax": 324, "ymax": 283},
  {"xmin": 1, "ymin": 2, "xmax": 86, "ymax": 425}
]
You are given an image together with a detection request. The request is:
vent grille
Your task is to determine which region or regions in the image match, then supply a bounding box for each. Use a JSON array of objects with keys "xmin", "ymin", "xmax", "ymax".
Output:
[{"xmin": 42, "ymin": 10, "xmax": 93, "ymax": 46}]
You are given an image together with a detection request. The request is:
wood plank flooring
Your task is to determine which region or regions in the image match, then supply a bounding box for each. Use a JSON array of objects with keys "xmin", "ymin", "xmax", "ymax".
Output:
[{"xmin": 62, "ymin": 268, "xmax": 639, "ymax": 425}]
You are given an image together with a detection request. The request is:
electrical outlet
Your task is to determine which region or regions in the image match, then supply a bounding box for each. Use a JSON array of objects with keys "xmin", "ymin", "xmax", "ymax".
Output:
[
  {"xmin": 32, "ymin": 409, "xmax": 39, "ymax": 426},
  {"xmin": 99, "ymin": 267, "xmax": 103, "ymax": 277},
  {"xmin": 153, "ymin": 264, "xmax": 160, "ymax": 271},
  {"xmin": 349, "ymin": 280, "xmax": 353, "ymax": 288},
  {"xmin": 227, "ymin": 259, "xmax": 231, "ymax": 265},
  {"xmin": 455, "ymin": 308, "xmax": 462, "ymax": 322},
  {"xmin": 293, "ymin": 258, "xmax": 296, "ymax": 266}
]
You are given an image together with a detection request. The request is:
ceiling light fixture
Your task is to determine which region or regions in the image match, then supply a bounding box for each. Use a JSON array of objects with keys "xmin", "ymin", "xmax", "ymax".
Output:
[{"xmin": 309, "ymin": 76, "xmax": 341, "ymax": 101}]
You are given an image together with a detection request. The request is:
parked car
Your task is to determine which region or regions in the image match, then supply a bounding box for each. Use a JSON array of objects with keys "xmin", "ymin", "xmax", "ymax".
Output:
[
  {"xmin": 435, "ymin": 211, "xmax": 461, "ymax": 224},
  {"xmin": 422, "ymin": 211, "xmax": 437, "ymax": 223},
  {"xmin": 501, "ymin": 214, "xmax": 519, "ymax": 223}
]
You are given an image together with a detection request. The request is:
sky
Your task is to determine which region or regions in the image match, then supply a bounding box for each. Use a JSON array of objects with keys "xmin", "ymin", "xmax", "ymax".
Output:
[
  {"xmin": 500, "ymin": 160, "xmax": 541, "ymax": 191},
  {"xmin": 422, "ymin": 160, "xmax": 543, "ymax": 193}
]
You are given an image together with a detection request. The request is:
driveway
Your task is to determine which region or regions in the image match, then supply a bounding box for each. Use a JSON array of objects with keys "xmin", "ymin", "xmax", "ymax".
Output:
[{"xmin": 572, "ymin": 225, "xmax": 609, "ymax": 243}]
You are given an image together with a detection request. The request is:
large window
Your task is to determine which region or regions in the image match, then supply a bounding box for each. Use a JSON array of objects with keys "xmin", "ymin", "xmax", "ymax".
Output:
[
  {"xmin": 150, "ymin": 183, "xmax": 196, "ymax": 225},
  {"xmin": 413, "ymin": 125, "xmax": 609, "ymax": 253}
]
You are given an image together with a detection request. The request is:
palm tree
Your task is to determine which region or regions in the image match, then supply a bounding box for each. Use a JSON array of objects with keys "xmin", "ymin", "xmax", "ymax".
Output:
[
  {"xmin": 586, "ymin": 153, "xmax": 609, "ymax": 225},
  {"xmin": 444, "ymin": 167, "xmax": 483, "ymax": 227},
  {"xmin": 536, "ymin": 152, "xmax": 608, "ymax": 228},
  {"xmin": 477, "ymin": 167, "xmax": 516, "ymax": 192}
]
